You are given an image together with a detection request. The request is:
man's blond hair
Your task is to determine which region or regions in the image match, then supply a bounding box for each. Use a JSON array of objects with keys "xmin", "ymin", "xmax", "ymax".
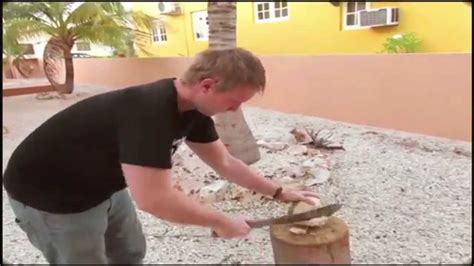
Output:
[{"xmin": 181, "ymin": 48, "xmax": 266, "ymax": 92}]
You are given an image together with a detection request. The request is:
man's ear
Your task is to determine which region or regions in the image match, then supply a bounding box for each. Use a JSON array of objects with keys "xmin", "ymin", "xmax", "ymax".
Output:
[{"xmin": 198, "ymin": 78, "xmax": 217, "ymax": 93}]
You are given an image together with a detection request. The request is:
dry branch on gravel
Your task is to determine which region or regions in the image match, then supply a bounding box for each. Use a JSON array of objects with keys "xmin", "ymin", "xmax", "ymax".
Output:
[
  {"xmin": 290, "ymin": 128, "xmax": 345, "ymax": 151},
  {"xmin": 307, "ymin": 128, "xmax": 345, "ymax": 151}
]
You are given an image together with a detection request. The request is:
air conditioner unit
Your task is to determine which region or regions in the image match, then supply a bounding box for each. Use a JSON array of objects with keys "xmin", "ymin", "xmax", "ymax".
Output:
[
  {"xmin": 359, "ymin": 7, "xmax": 399, "ymax": 27},
  {"xmin": 157, "ymin": 2, "xmax": 182, "ymax": 15}
]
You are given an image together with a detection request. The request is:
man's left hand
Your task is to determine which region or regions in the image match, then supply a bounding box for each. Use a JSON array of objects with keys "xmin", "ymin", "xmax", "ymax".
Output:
[{"xmin": 275, "ymin": 187, "xmax": 320, "ymax": 205}]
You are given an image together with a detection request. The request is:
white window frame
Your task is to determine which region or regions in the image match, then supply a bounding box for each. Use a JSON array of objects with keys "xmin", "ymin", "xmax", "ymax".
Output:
[
  {"xmin": 19, "ymin": 43, "xmax": 35, "ymax": 55},
  {"xmin": 342, "ymin": 2, "xmax": 372, "ymax": 30},
  {"xmin": 152, "ymin": 22, "xmax": 167, "ymax": 44},
  {"xmin": 254, "ymin": 1, "xmax": 289, "ymax": 24},
  {"xmin": 192, "ymin": 10, "xmax": 208, "ymax": 41}
]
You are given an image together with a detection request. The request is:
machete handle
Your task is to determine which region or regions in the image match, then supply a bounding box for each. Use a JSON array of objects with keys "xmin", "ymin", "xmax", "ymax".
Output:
[
  {"xmin": 245, "ymin": 218, "xmax": 273, "ymax": 228},
  {"xmin": 210, "ymin": 218, "xmax": 271, "ymax": 237}
]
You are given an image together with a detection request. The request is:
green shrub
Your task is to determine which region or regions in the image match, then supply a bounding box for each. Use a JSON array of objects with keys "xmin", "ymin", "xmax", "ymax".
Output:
[{"xmin": 382, "ymin": 32, "xmax": 422, "ymax": 53}]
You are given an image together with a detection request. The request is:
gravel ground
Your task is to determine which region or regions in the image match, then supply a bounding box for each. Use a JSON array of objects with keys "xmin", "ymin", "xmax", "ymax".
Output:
[{"xmin": 2, "ymin": 85, "xmax": 472, "ymax": 264}]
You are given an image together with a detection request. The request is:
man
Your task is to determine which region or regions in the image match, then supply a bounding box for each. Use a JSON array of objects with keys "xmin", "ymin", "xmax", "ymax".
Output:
[{"xmin": 3, "ymin": 48, "xmax": 318, "ymax": 264}]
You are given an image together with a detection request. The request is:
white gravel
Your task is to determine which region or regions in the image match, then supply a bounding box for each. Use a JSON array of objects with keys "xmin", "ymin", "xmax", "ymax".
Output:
[{"xmin": 2, "ymin": 85, "xmax": 472, "ymax": 264}]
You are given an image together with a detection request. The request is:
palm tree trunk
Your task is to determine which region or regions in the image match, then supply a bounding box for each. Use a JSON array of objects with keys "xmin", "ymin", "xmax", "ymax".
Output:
[
  {"xmin": 12, "ymin": 56, "xmax": 30, "ymax": 78},
  {"xmin": 43, "ymin": 37, "xmax": 65, "ymax": 93},
  {"xmin": 6, "ymin": 56, "xmax": 18, "ymax": 79},
  {"xmin": 208, "ymin": 1, "xmax": 260, "ymax": 165},
  {"xmin": 43, "ymin": 37, "xmax": 75, "ymax": 94},
  {"xmin": 214, "ymin": 108, "xmax": 261, "ymax": 164},
  {"xmin": 208, "ymin": 2, "xmax": 236, "ymax": 49},
  {"xmin": 62, "ymin": 47, "xmax": 74, "ymax": 94}
]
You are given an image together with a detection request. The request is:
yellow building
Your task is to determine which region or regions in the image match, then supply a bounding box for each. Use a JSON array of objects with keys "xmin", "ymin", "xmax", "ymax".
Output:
[{"xmin": 132, "ymin": 1, "xmax": 472, "ymax": 57}]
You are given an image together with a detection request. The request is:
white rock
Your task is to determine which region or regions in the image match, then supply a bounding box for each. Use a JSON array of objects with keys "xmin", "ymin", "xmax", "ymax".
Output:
[
  {"xmin": 35, "ymin": 92, "xmax": 56, "ymax": 100},
  {"xmin": 282, "ymin": 182, "xmax": 305, "ymax": 190},
  {"xmin": 287, "ymin": 145, "xmax": 308, "ymax": 155},
  {"xmin": 283, "ymin": 165, "xmax": 306, "ymax": 178},
  {"xmin": 198, "ymin": 180, "xmax": 229, "ymax": 203},
  {"xmin": 257, "ymin": 140, "xmax": 288, "ymax": 151},
  {"xmin": 326, "ymin": 158, "xmax": 337, "ymax": 169},
  {"xmin": 302, "ymin": 158, "xmax": 328, "ymax": 169},
  {"xmin": 306, "ymin": 148, "xmax": 321, "ymax": 156},
  {"xmin": 263, "ymin": 132, "xmax": 297, "ymax": 144},
  {"xmin": 271, "ymin": 142, "xmax": 289, "ymax": 151},
  {"xmin": 305, "ymin": 168, "xmax": 331, "ymax": 186},
  {"xmin": 229, "ymin": 185, "xmax": 255, "ymax": 203},
  {"xmin": 283, "ymin": 133, "xmax": 298, "ymax": 145},
  {"xmin": 279, "ymin": 176, "xmax": 296, "ymax": 184}
]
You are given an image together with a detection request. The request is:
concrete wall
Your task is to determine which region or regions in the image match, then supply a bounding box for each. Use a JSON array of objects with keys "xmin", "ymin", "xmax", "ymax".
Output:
[
  {"xmin": 3, "ymin": 84, "xmax": 55, "ymax": 97},
  {"xmin": 71, "ymin": 53, "xmax": 471, "ymax": 141}
]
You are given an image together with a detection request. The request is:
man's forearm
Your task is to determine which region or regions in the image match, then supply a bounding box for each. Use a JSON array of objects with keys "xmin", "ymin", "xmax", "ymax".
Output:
[
  {"xmin": 218, "ymin": 156, "xmax": 280, "ymax": 197},
  {"xmin": 145, "ymin": 188, "xmax": 228, "ymax": 228}
]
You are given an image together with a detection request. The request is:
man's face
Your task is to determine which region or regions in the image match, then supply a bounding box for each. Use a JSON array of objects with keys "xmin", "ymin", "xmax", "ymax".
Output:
[{"xmin": 192, "ymin": 78, "xmax": 257, "ymax": 116}]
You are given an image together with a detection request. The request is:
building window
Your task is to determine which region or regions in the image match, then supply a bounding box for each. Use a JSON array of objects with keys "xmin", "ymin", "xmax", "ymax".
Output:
[
  {"xmin": 255, "ymin": 1, "xmax": 289, "ymax": 23},
  {"xmin": 192, "ymin": 10, "xmax": 208, "ymax": 41},
  {"xmin": 76, "ymin": 42, "xmax": 91, "ymax": 51},
  {"xmin": 343, "ymin": 2, "xmax": 370, "ymax": 29},
  {"xmin": 152, "ymin": 23, "xmax": 167, "ymax": 43},
  {"xmin": 19, "ymin": 43, "xmax": 35, "ymax": 55}
]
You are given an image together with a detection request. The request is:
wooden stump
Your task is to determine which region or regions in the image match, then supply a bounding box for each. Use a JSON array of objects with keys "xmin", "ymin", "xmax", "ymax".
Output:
[{"xmin": 270, "ymin": 216, "xmax": 351, "ymax": 264}]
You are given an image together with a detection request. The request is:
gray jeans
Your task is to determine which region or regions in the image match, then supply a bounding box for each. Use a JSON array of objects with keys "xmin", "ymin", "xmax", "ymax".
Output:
[{"xmin": 8, "ymin": 188, "xmax": 146, "ymax": 264}]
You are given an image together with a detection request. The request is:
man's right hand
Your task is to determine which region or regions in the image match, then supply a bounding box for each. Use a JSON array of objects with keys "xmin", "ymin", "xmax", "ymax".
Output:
[
  {"xmin": 212, "ymin": 216, "xmax": 251, "ymax": 239},
  {"xmin": 122, "ymin": 164, "xmax": 254, "ymax": 237}
]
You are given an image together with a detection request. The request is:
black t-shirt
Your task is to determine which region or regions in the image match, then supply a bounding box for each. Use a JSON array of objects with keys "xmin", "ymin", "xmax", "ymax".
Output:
[{"xmin": 3, "ymin": 78, "xmax": 219, "ymax": 213}]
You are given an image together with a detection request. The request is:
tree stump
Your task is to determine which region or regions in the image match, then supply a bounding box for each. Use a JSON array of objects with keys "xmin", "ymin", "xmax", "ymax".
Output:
[{"xmin": 270, "ymin": 216, "xmax": 351, "ymax": 264}]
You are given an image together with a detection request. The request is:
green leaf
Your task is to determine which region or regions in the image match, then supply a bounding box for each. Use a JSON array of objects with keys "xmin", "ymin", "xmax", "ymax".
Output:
[
  {"xmin": 65, "ymin": 2, "xmax": 101, "ymax": 26},
  {"xmin": 382, "ymin": 32, "xmax": 422, "ymax": 53}
]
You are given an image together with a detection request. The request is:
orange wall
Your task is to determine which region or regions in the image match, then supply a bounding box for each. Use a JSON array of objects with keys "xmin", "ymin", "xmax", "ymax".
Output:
[
  {"xmin": 73, "ymin": 53, "xmax": 472, "ymax": 141},
  {"xmin": 72, "ymin": 57, "xmax": 192, "ymax": 89}
]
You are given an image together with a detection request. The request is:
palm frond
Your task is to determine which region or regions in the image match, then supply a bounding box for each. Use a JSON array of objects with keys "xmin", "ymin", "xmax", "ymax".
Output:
[
  {"xmin": 130, "ymin": 10, "xmax": 156, "ymax": 31},
  {"xmin": 3, "ymin": 29, "xmax": 24, "ymax": 56},
  {"xmin": 3, "ymin": 2, "xmax": 55, "ymax": 27},
  {"xmin": 48, "ymin": 2, "xmax": 71, "ymax": 26},
  {"xmin": 62, "ymin": 2, "xmax": 76, "ymax": 14},
  {"xmin": 3, "ymin": 2, "xmax": 45, "ymax": 20},
  {"xmin": 65, "ymin": 2, "xmax": 101, "ymax": 26},
  {"xmin": 100, "ymin": 2, "xmax": 127, "ymax": 16},
  {"xmin": 5, "ymin": 19, "xmax": 58, "ymax": 40},
  {"xmin": 72, "ymin": 23, "xmax": 129, "ymax": 50},
  {"xmin": 28, "ymin": 2, "xmax": 59, "ymax": 27}
]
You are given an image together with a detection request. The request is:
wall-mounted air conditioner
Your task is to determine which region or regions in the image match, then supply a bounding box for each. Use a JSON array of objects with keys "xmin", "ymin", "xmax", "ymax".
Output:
[
  {"xmin": 360, "ymin": 7, "xmax": 399, "ymax": 27},
  {"xmin": 157, "ymin": 2, "xmax": 182, "ymax": 15}
]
